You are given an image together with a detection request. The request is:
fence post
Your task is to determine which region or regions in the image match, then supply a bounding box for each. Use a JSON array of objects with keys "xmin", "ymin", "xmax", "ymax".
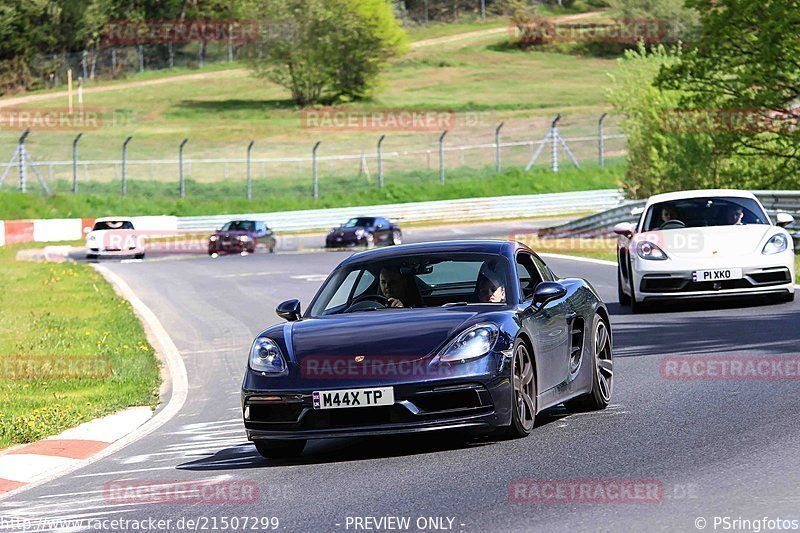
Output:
[
  {"xmin": 72, "ymin": 133, "xmax": 83, "ymax": 194},
  {"xmin": 247, "ymin": 140, "xmax": 254, "ymax": 201},
  {"xmin": 438, "ymin": 130, "xmax": 447, "ymax": 184},
  {"xmin": 122, "ymin": 136, "xmax": 132, "ymax": 198},
  {"xmin": 598, "ymin": 112, "xmax": 608, "ymax": 168},
  {"xmin": 495, "ymin": 122, "xmax": 504, "ymax": 173},
  {"xmin": 551, "ymin": 114, "xmax": 561, "ymax": 172},
  {"xmin": 179, "ymin": 138, "xmax": 188, "ymax": 198},
  {"xmin": 18, "ymin": 129, "xmax": 30, "ymax": 193},
  {"xmin": 312, "ymin": 141, "xmax": 321, "ymax": 199},
  {"xmin": 377, "ymin": 135, "xmax": 385, "ymax": 188}
]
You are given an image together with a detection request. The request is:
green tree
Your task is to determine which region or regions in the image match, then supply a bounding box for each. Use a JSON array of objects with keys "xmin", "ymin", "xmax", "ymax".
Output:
[
  {"xmin": 249, "ymin": 0, "xmax": 407, "ymax": 105},
  {"xmin": 606, "ymin": 0, "xmax": 700, "ymax": 43},
  {"xmin": 656, "ymin": 0, "xmax": 800, "ymax": 189}
]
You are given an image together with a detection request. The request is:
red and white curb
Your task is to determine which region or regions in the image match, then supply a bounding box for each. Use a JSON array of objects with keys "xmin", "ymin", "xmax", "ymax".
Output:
[{"xmin": 0, "ymin": 407, "xmax": 152, "ymax": 494}]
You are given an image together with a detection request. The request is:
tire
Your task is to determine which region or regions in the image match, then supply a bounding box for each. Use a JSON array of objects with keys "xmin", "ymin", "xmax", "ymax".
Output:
[
  {"xmin": 254, "ymin": 439, "xmax": 306, "ymax": 459},
  {"xmin": 134, "ymin": 253, "xmax": 145, "ymax": 260},
  {"xmin": 628, "ymin": 272, "xmax": 647, "ymax": 313},
  {"xmin": 617, "ymin": 265, "xmax": 630, "ymax": 305},
  {"xmin": 391, "ymin": 230, "xmax": 403, "ymax": 245},
  {"xmin": 86, "ymin": 253, "xmax": 97, "ymax": 260},
  {"xmin": 564, "ymin": 314, "xmax": 613, "ymax": 412},
  {"xmin": 502, "ymin": 338, "xmax": 537, "ymax": 438}
]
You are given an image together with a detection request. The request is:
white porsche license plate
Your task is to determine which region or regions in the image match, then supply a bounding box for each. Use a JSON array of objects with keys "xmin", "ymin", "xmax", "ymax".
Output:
[
  {"xmin": 312, "ymin": 387, "xmax": 394, "ymax": 410},
  {"xmin": 692, "ymin": 268, "xmax": 743, "ymax": 282}
]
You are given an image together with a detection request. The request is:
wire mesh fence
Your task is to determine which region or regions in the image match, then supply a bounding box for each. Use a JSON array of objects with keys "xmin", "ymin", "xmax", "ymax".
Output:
[{"xmin": 0, "ymin": 112, "xmax": 627, "ymax": 200}]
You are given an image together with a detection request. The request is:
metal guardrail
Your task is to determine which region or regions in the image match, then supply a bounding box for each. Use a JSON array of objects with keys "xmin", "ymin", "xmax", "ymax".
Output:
[
  {"xmin": 176, "ymin": 189, "xmax": 626, "ymax": 233},
  {"xmin": 542, "ymin": 190, "xmax": 800, "ymax": 251}
]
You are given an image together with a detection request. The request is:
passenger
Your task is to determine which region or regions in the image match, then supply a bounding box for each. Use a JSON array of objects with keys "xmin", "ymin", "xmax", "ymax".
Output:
[
  {"xmin": 379, "ymin": 267, "xmax": 420, "ymax": 308},
  {"xmin": 477, "ymin": 261, "xmax": 507, "ymax": 303}
]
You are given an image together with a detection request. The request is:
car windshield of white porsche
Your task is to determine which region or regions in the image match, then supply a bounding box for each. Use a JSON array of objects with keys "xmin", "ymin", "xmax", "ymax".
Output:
[
  {"xmin": 309, "ymin": 254, "xmax": 511, "ymax": 315},
  {"xmin": 644, "ymin": 197, "xmax": 770, "ymax": 230}
]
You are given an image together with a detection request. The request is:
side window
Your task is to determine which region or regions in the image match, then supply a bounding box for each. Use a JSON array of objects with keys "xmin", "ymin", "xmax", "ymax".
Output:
[
  {"xmin": 324, "ymin": 270, "xmax": 361, "ymax": 312},
  {"xmin": 353, "ymin": 270, "xmax": 376, "ymax": 299},
  {"xmin": 532, "ymin": 255, "xmax": 553, "ymax": 281},
  {"xmin": 516, "ymin": 253, "xmax": 544, "ymax": 301}
]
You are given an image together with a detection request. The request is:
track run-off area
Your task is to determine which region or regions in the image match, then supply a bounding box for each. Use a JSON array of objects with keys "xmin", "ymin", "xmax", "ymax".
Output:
[{"xmin": 1, "ymin": 219, "xmax": 799, "ymax": 533}]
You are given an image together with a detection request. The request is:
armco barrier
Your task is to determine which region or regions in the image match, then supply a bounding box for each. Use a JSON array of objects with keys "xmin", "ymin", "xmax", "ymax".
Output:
[
  {"xmin": 0, "ymin": 191, "xmax": 623, "ymax": 247},
  {"xmin": 176, "ymin": 190, "xmax": 626, "ymax": 233}
]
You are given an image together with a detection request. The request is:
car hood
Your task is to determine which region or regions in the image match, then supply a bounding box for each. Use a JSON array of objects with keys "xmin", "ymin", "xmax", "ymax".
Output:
[
  {"xmin": 289, "ymin": 309, "xmax": 481, "ymax": 362},
  {"xmin": 637, "ymin": 225, "xmax": 782, "ymax": 259}
]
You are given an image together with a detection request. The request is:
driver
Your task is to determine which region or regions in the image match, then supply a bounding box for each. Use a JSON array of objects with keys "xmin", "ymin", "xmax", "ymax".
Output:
[
  {"xmin": 660, "ymin": 205, "xmax": 678, "ymax": 224},
  {"xmin": 379, "ymin": 267, "xmax": 420, "ymax": 308},
  {"xmin": 725, "ymin": 206, "xmax": 744, "ymax": 225},
  {"xmin": 477, "ymin": 261, "xmax": 506, "ymax": 303}
]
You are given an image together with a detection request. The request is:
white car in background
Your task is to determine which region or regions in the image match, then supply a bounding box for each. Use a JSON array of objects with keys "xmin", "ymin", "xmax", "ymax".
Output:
[
  {"xmin": 85, "ymin": 217, "xmax": 145, "ymax": 260},
  {"xmin": 614, "ymin": 189, "xmax": 795, "ymax": 312}
]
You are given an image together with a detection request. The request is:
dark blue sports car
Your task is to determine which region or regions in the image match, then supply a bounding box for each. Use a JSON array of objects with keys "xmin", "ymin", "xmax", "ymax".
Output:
[{"xmin": 242, "ymin": 241, "xmax": 613, "ymax": 458}]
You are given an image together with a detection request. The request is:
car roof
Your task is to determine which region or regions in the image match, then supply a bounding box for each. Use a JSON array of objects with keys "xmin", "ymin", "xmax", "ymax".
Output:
[
  {"xmin": 94, "ymin": 216, "xmax": 133, "ymax": 223},
  {"xmin": 340, "ymin": 240, "xmax": 526, "ymax": 266},
  {"xmin": 646, "ymin": 189, "xmax": 758, "ymax": 206}
]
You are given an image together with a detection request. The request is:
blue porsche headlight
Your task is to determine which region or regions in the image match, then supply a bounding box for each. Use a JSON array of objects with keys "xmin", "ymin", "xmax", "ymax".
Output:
[
  {"xmin": 437, "ymin": 324, "xmax": 499, "ymax": 363},
  {"xmin": 762, "ymin": 233, "xmax": 788, "ymax": 255},
  {"xmin": 249, "ymin": 337, "xmax": 287, "ymax": 374}
]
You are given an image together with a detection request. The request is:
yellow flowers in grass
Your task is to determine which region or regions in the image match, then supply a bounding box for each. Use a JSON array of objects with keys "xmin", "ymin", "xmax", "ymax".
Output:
[{"xmin": 0, "ymin": 404, "xmax": 84, "ymax": 444}]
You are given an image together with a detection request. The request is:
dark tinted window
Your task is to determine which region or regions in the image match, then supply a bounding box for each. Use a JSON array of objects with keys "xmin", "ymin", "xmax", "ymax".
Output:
[
  {"xmin": 93, "ymin": 220, "xmax": 134, "ymax": 230},
  {"xmin": 344, "ymin": 218, "xmax": 375, "ymax": 228},
  {"xmin": 643, "ymin": 197, "xmax": 769, "ymax": 231},
  {"xmin": 222, "ymin": 221, "xmax": 256, "ymax": 232},
  {"xmin": 516, "ymin": 253, "xmax": 544, "ymax": 301}
]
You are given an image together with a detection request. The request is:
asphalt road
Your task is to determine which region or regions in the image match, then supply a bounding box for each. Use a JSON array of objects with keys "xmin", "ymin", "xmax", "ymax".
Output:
[{"xmin": 2, "ymin": 221, "xmax": 799, "ymax": 533}]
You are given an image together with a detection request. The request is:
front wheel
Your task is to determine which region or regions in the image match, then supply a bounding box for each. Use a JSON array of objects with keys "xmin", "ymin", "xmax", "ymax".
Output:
[
  {"xmin": 617, "ymin": 265, "xmax": 630, "ymax": 305},
  {"xmin": 391, "ymin": 230, "xmax": 402, "ymax": 245},
  {"xmin": 363, "ymin": 233, "xmax": 375, "ymax": 248},
  {"xmin": 503, "ymin": 339, "xmax": 536, "ymax": 438},
  {"xmin": 565, "ymin": 314, "xmax": 613, "ymax": 412},
  {"xmin": 254, "ymin": 439, "xmax": 306, "ymax": 459}
]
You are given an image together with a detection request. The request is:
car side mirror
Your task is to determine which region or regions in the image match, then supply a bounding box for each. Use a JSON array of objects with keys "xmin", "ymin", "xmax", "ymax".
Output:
[
  {"xmin": 776, "ymin": 212, "xmax": 794, "ymax": 228},
  {"xmin": 613, "ymin": 222, "xmax": 634, "ymax": 238},
  {"xmin": 276, "ymin": 299, "xmax": 301, "ymax": 322},
  {"xmin": 531, "ymin": 282, "xmax": 567, "ymax": 309}
]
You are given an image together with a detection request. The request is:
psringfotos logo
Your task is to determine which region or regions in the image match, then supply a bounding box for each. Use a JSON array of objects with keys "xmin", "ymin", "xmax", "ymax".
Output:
[
  {"xmin": 103, "ymin": 20, "xmax": 259, "ymax": 45},
  {"xmin": 0, "ymin": 109, "xmax": 103, "ymax": 131},
  {"xmin": 661, "ymin": 355, "xmax": 800, "ymax": 381},
  {"xmin": 509, "ymin": 479, "xmax": 664, "ymax": 503},
  {"xmin": 0, "ymin": 355, "xmax": 111, "ymax": 379},
  {"xmin": 103, "ymin": 480, "xmax": 265, "ymax": 505}
]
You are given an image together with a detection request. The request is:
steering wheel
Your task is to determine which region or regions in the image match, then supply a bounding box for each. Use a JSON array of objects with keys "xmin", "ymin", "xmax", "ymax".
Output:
[
  {"xmin": 659, "ymin": 219, "xmax": 686, "ymax": 230},
  {"xmin": 345, "ymin": 294, "xmax": 391, "ymax": 311}
]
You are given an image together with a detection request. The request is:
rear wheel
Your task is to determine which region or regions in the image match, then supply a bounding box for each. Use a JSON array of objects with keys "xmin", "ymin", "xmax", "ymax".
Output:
[
  {"xmin": 503, "ymin": 339, "xmax": 536, "ymax": 438},
  {"xmin": 254, "ymin": 439, "xmax": 306, "ymax": 459},
  {"xmin": 565, "ymin": 314, "xmax": 613, "ymax": 411}
]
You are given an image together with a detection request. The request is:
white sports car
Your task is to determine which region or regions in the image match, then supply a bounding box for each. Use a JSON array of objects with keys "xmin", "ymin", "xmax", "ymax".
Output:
[
  {"xmin": 85, "ymin": 217, "xmax": 145, "ymax": 260},
  {"xmin": 614, "ymin": 189, "xmax": 795, "ymax": 311}
]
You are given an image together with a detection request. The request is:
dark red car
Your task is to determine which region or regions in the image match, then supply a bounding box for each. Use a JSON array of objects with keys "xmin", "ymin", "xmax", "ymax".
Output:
[{"xmin": 209, "ymin": 220, "xmax": 276, "ymax": 256}]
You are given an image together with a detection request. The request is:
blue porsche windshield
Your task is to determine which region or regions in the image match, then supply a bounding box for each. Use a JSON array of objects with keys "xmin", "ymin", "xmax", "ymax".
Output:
[{"xmin": 308, "ymin": 253, "xmax": 512, "ymax": 316}]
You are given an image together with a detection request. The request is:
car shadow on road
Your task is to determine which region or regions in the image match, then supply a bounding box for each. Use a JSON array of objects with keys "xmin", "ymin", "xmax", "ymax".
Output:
[{"xmin": 176, "ymin": 408, "xmax": 571, "ymax": 470}]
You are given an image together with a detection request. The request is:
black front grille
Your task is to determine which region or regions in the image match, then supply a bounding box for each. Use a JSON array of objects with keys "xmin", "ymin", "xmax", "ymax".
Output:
[
  {"xmin": 248, "ymin": 403, "xmax": 304, "ymax": 423},
  {"xmin": 748, "ymin": 268, "xmax": 791, "ymax": 285}
]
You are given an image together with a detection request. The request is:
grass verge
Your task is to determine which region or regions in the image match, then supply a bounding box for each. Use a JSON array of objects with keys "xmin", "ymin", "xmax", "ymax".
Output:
[
  {"xmin": 0, "ymin": 161, "xmax": 624, "ymax": 219},
  {"xmin": 0, "ymin": 243, "xmax": 160, "ymax": 448}
]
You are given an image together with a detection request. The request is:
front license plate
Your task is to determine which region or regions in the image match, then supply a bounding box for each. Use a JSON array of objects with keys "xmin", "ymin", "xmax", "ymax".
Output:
[
  {"xmin": 692, "ymin": 268, "xmax": 743, "ymax": 282},
  {"xmin": 312, "ymin": 387, "xmax": 394, "ymax": 410}
]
